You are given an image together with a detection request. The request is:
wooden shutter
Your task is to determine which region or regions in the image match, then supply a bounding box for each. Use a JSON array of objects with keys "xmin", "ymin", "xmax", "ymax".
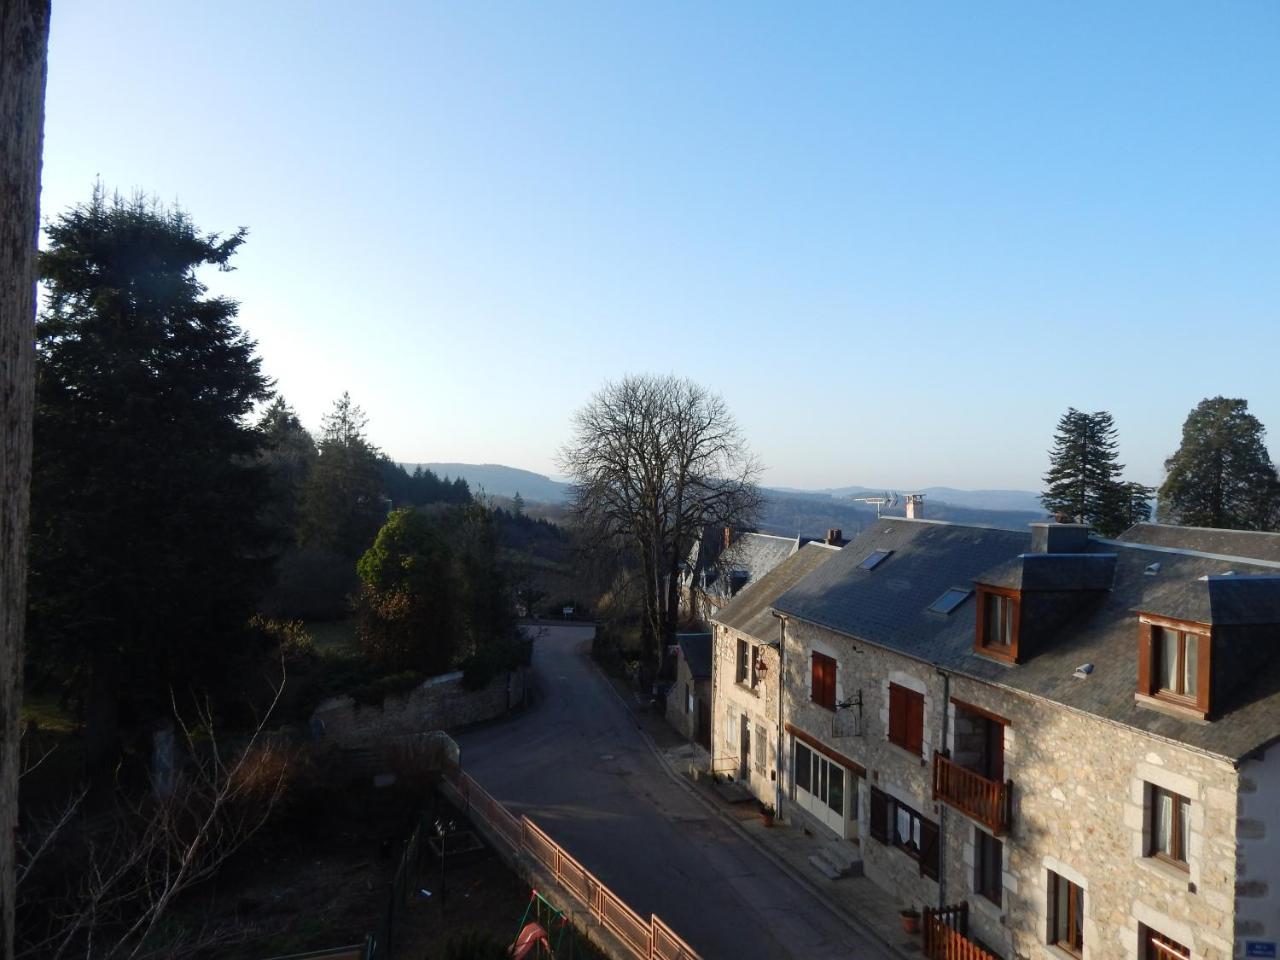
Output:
[
  {"xmin": 888, "ymin": 684, "xmax": 905, "ymax": 746},
  {"xmin": 869, "ymin": 787, "xmax": 888, "ymax": 843},
  {"xmin": 1196, "ymin": 628, "xmax": 1213, "ymax": 716},
  {"xmin": 906, "ymin": 690, "xmax": 924, "ymax": 756},
  {"xmin": 824, "ymin": 656, "xmax": 836, "ymax": 708},
  {"xmin": 918, "ymin": 816, "xmax": 940, "ymax": 879},
  {"xmin": 1136, "ymin": 621, "xmax": 1154, "ymax": 695}
]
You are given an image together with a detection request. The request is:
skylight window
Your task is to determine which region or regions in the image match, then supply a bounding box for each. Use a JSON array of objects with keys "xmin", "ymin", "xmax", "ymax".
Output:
[
  {"xmin": 928, "ymin": 587, "xmax": 972, "ymax": 615},
  {"xmin": 858, "ymin": 549, "xmax": 893, "ymax": 571}
]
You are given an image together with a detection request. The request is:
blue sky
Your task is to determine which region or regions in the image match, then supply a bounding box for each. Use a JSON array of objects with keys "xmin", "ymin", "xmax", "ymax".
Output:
[{"xmin": 41, "ymin": 2, "xmax": 1279, "ymax": 491}]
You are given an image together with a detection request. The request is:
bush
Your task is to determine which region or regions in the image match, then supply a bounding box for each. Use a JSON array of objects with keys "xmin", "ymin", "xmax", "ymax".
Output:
[
  {"xmin": 249, "ymin": 615, "xmax": 316, "ymax": 663},
  {"xmin": 459, "ymin": 634, "xmax": 531, "ymax": 691}
]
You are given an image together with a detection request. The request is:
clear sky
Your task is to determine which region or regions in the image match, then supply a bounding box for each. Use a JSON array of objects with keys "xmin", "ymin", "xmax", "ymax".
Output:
[{"xmin": 40, "ymin": 2, "xmax": 1280, "ymax": 492}]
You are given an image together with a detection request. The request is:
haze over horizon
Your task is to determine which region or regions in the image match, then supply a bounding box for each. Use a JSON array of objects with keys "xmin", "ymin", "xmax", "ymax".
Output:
[{"xmin": 40, "ymin": 3, "xmax": 1280, "ymax": 491}]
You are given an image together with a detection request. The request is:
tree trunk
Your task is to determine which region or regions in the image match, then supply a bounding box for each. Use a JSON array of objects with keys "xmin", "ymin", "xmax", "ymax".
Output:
[{"xmin": 1, "ymin": 2, "xmax": 51, "ymax": 955}]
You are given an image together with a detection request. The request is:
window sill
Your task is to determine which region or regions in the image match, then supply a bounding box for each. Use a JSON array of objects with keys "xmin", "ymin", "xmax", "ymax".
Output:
[
  {"xmin": 1135, "ymin": 854, "xmax": 1193, "ymax": 889},
  {"xmin": 811, "ymin": 702, "xmax": 836, "ymax": 713},
  {"xmin": 1040, "ymin": 944, "xmax": 1083, "ymax": 960},
  {"xmin": 970, "ymin": 890, "xmax": 1004, "ymax": 925},
  {"xmin": 734, "ymin": 682, "xmax": 760, "ymax": 697},
  {"xmin": 1134, "ymin": 693, "xmax": 1208, "ymax": 722},
  {"xmin": 887, "ymin": 739, "xmax": 926, "ymax": 764}
]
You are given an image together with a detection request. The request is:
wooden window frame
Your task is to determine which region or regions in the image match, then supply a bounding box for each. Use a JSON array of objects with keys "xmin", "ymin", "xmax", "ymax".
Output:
[
  {"xmin": 868, "ymin": 786, "xmax": 940, "ymax": 880},
  {"xmin": 735, "ymin": 638, "xmax": 751, "ymax": 686},
  {"xmin": 1143, "ymin": 926, "xmax": 1191, "ymax": 960},
  {"xmin": 1048, "ymin": 871, "xmax": 1084, "ymax": 956},
  {"xmin": 975, "ymin": 586, "xmax": 1021, "ymax": 663},
  {"xmin": 1136, "ymin": 614, "xmax": 1211, "ymax": 718},
  {"xmin": 1148, "ymin": 785, "xmax": 1191, "ymax": 871},
  {"xmin": 888, "ymin": 682, "xmax": 925, "ymax": 756},
  {"xmin": 811, "ymin": 651, "xmax": 837, "ymax": 711},
  {"xmin": 974, "ymin": 828, "xmax": 1003, "ymax": 907}
]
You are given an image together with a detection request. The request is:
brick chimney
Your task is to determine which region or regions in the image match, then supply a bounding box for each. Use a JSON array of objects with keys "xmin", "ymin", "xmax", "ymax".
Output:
[
  {"xmin": 905, "ymin": 494, "xmax": 925, "ymax": 520},
  {"xmin": 825, "ymin": 528, "xmax": 842, "ymax": 545}
]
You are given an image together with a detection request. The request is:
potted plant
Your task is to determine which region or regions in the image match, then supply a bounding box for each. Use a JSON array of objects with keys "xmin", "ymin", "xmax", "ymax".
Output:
[
  {"xmin": 760, "ymin": 801, "xmax": 776, "ymax": 827},
  {"xmin": 899, "ymin": 906, "xmax": 921, "ymax": 935}
]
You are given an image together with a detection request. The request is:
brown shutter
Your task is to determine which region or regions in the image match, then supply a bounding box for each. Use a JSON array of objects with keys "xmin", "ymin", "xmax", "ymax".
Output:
[
  {"xmin": 1136, "ymin": 621, "xmax": 1153, "ymax": 696},
  {"xmin": 919, "ymin": 817, "xmax": 940, "ymax": 880},
  {"xmin": 811, "ymin": 654, "xmax": 821, "ymax": 704},
  {"xmin": 826, "ymin": 657, "xmax": 837, "ymax": 708},
  {"xmin": 906, "ymin": 690, "xmax": 924, "ymax": 756},
  {"xmin": 869, "ymin": 787, "xmax": 888, "ymax": 843},
  {"xmin": 888, "ymin": 684, "xmax": 903, "ymax": 745},
  {"xmin": 1197, "ymin": 628, "xmax": 1213, "ymax": 716}
]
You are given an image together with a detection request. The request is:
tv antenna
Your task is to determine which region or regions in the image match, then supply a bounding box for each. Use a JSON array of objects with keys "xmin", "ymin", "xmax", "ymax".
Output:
[{"xmin": 850, "ymin": 491, "xmax": 899, "ymax": 518}]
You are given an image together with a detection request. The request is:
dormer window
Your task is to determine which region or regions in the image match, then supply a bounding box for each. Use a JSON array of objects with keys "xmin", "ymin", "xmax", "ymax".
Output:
[
  {"xmin": 1136, "ymin": 615, "xmax": 1210, "ymax": 718},
  {"xmin": 974, "ymin": 586, "xmax": 1020, "ymax": 662}
]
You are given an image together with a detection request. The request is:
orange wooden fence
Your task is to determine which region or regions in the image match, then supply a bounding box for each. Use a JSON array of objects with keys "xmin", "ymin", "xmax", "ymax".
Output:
[
  {"xmin": 923, "ymin": 903, "xmax": 1000, "ymax": 960},
  {"xmin": 446, "ymin": 768, "xmax": 703, "ymax": 960}
]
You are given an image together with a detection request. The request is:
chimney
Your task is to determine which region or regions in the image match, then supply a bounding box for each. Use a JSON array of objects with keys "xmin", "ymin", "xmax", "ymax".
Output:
[
  {"xmin": 1029, "ymin": 522, "xmax": 1090, "ymax": 553},
  {"xmin": 905, "ymin": 494, "xmax": 925, "ymax": 520},
  {"xmin": 825, "ymin": 528, "xmax": 842, "ymax": 545},
  {"xmin": 723, "ymin": 526, "xmax": 733, "ymax": 551}
]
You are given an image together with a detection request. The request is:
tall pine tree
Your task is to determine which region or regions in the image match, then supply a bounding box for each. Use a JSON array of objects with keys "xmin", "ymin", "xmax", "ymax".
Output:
[
  {"xmin": 297, "ymin": 393, "xmax": 386, "ymax": 557},
  {"xmin": 1158, "ymin": 397, "xmax": 1279, "ymax": 530},
  {"xmin": 1041, "ymin": 408, "xmax": 1134, "ymax": 536}
]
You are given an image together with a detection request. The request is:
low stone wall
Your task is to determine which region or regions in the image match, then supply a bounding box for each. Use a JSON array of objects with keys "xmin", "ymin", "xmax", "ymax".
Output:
[{"xmin": 311, "ymin": 668, "xmax": 527, "ymax": 749}]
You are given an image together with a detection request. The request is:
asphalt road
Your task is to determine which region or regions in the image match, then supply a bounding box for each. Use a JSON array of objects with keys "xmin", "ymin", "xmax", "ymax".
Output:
[{"xmin": 457, "ymin": 624, "xmax": 896, "ymax": 960}]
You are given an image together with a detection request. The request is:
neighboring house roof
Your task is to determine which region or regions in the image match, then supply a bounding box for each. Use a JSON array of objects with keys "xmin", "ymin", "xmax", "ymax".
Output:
[
  {"xmin": 711, "ymin": 542, "xmax": 842, "ymax": 643},
  {"xmin": 774, "ymin": 517, "xmax": 1280, "ymax": 762},
  {"xmin": 701, "ymin": 532, "xmax": 799, "ymax": 601},
  {"xmin": 677, "ymin": 632, "xmax": 713, "ymax": 680},
  {"xmin": 1117, "ymin": 522, "xmax": 1280, "ymax": 562}
]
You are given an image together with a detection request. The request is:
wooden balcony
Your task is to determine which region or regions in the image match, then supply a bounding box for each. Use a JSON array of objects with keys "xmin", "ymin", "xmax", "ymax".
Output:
[
  {"xmin": 924, "ymin": 903, "xmax": 1001, "ymax": 960},
  {"xmin": 932, "ymin": 752, "xmax": 1012, "ymax": 835}
]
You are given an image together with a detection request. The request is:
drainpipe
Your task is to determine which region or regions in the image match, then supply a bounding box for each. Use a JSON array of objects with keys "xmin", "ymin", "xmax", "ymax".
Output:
[
  {"xmin": 936, "ymin": 669, "xmax": 950, "ymax": 909},
  {"xmin": 772, "ymin": 611, "xmax": 786, "ymax": 818}
]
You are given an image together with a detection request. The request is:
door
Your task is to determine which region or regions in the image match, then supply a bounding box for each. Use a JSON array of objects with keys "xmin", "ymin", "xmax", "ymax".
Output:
[
  {"xmin": 792, "ymin": 738, "xmax": 853, "ymax": 838},
  {"xmin": 739, "ymin": 716, "xmax": 751, "ymax": 780}
]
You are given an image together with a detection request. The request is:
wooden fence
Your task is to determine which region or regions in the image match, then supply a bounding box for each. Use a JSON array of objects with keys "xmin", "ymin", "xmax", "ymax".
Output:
[
  {"xmin": 923, "ymin": 903, "xmax": 1000, "ymax": 960},
  {"xmin": 446, "ymin": 768, "xmax": 702, "ymax": 960}
]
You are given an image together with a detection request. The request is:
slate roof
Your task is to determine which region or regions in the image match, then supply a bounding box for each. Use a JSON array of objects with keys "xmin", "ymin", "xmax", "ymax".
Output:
[
  {"xmin": 702, "ymin": 532, "xmax": 798, "ymax": 600},
  {"xmin": 1138, "ymin": 574, "xmax": 1280, "ymax": 626},
  {"xmin": 977, "ymin": 553, "xmax": 1117, "ymax": 591},
  {"xmin": 1118, "ymin": 522, "xmax": 1280, "ymax": 563},
  {"xmin": 774, "ymin": 517, "xmax": 1280, "ymax": 762},
  {"xmin": 711, "ymin": 542, "xmax": 842, "ymax": 643},
  {"xmin": 676, "ymin": 632, "xmax": 712, "ymax": 680}
]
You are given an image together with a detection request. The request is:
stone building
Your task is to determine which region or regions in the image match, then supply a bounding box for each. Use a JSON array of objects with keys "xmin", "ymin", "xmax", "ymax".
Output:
[
  {"xmin": 665, "ymin": 632, "xmax": 712, "ymax": 747},
  {"xmin": 707, "ymin": 541, "xmax": 841, "ymax": 807},
  {"xmin": 764, "ymin": 517, "xmax": 1280, "ymax": 960}
]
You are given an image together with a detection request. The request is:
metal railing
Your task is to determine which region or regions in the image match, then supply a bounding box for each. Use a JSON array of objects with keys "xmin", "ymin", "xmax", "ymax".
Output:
[{"xmin": 446, "ymin": 767, "xmax": 702, "ymax": 960}]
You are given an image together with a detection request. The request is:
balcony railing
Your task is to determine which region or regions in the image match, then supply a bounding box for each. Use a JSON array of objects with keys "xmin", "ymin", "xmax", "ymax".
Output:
[{"xmin": 932, "ymin": 752, "xmax": 1012, "ymax": 835}]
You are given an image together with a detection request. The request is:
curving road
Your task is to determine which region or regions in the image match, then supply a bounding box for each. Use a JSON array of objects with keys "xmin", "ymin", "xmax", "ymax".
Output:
[{"xmin": 457, "ymin": 624, "xmax": 895, "ymax": 960}]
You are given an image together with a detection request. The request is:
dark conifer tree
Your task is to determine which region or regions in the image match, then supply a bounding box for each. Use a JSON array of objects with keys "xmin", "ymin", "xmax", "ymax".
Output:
[
  {"xmin": 298, "ymin": 393, "xmax": 387, "ymax": 557},
  {"xmin": 1158, "ymin": 397, "xmax": 1279, "ymax": 530},
  {"xmin": 1041, "ymin": 408, "xmax": 1133, "ymax": 535}
]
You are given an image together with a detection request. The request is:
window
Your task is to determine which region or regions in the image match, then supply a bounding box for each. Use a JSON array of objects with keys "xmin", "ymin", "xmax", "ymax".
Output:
[
  {"xmin": 929, "ymin": 587, "xmax": 972, "ymax": 615},
  {"xmin": 794, "ymin": 742, "xmax": 812, "ymax": 792},
  {"xmin": 736, "ymin": 639, "xmax": 750, "ymax": 685},
  {"xmin": 975, "ymin": 587, "xmax": 1020, "ymax": 661},
  {"xmin": 754, "ymin": 723, "xmax": 766, "ymax": 775},
  {"xmin": 1138, "ymin": 619, "xmax": 1210, "ymax": 716},
  {"xmin": 858, "ymin": 549, "xmax": 892, "ymax": 571},
  {"xmin": 869, "ymin": 786, "xmax": 939, "ymax": 879},
  {"xmin": 795, "ymin": 744, "xmax": 846, "ymax": 816},
  {"xmin": 1048, "ymin": 871, "xmax": 1084, "ymax": 955},
  {"xmin": 1149, "ymin": 786, "xmax": 1191, "ymax": 869},
  {"xmin": 1156, "ymin": 627, "xmax": 1198, "ymax": 700},
  {"xmin": 974, "ymin": 829, "xmax": 1003, "ymax": 906},
  {"xmin": 1143, "ymin": 927, "xmax": 1190, "ymax": 960},
  {"xmin": 811, "ymin": 652, "xmax": 837, "ymax": 710},
  {"xmin": 888, "ymin": 683, "xmax": 924, "ymax": 756}
]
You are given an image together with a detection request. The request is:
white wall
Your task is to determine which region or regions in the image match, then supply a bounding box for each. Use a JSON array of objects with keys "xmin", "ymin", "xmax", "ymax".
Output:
[{"xmin": 1236, "ymin": 744, "xmax": 1280, "ymax": 955}]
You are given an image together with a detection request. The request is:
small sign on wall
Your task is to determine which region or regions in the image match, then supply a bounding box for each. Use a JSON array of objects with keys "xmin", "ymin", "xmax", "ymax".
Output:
[{"xmin": 1246, "ymin": 942, "xmax": 1277, "ymax": 959}]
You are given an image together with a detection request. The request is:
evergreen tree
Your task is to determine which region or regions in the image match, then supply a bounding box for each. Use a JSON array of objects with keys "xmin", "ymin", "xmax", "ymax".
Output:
[
  {"xmin": 298, "ymin": 392, "xmax": 386, "ymax": 557},
  {"xmin": 29, "ymin": 189, "xmax": 272, "ymax": 771},
  {"xmin": 1158, "ymin": 397, "xmax": 1279, "ymax": 530},
  {"xmin": 1041, "ymin": 408, "xmax": 1129, "ymax": 534},
  {"xmin": 256, "ymin": 396, "xmax": 316, "ymax": 548}
]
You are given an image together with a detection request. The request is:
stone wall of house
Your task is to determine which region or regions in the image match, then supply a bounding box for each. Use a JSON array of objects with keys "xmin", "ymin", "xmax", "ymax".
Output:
[
  {"xmin": 1235, "ymin": 743, "xmax": 1280, "ymax": 955},
  {"xmin": 941, "ymin": 673, "xmax": 1239, "ymax": 960},
  {"xmin": 665, "ymin": 656, "xmax": 706, "ymax": 742},
  {"xmin": 711, "ymin": 621, "xmax": 780, "ymax": 806},
  {"xmin": 311, "ymin": 668, "xmax": 527, "ymax": 748},
  {"xmin": 783, "ymin": 618, "xmax": 944, "ymax": 912},
  {"xmin": 780, "ymin": 615, "xmax": 1243, "ymax": 960}
]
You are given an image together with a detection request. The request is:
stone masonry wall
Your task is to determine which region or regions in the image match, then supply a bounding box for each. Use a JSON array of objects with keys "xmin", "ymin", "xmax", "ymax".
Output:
[
  {"xmin": 1235, "ymin": 743, "xmax": 1280, "ymax": 955},
  {"xmin": 781, "ymin": 614, "xmax": 1242, "ymax": 960},
  {"xmin": 712, "ymin": 621, "xmax": 780, "ymax": 807},
  {"xmin": 311, "ymin": 668, "xmax": 527, "ymax": 748}
]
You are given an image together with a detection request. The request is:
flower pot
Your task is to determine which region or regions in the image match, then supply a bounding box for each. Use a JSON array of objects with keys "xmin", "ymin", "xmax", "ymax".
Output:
[
  {"xmin": 900, "ymin": 912, "xmax": 920, "ymax": 935},
  {"xmin": 761, "ymin": 812, "xmax": 775, "ymax": 828}
]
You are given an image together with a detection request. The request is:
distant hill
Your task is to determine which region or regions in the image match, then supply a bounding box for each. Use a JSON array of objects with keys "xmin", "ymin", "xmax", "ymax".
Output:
[
  {"xmin": 405, "ymin": 463, "xmax": 572, "ymax": 503},
  {"xmin": 399, "ymin": 462, "xmax": 1047, "ymax": 534}
]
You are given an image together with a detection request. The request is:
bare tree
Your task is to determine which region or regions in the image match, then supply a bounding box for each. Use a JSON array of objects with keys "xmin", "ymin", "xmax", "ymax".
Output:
[
  {"xmin": 16, "ymin": 687, "xmax": 292, "ymax": 960},
  {"xmin": 2, "ymin": 2, "xmax": 52, "ymax": 956},
  {"xmin": 559, "ymin": 376, "xmax": 761, "ymax": 668}
]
